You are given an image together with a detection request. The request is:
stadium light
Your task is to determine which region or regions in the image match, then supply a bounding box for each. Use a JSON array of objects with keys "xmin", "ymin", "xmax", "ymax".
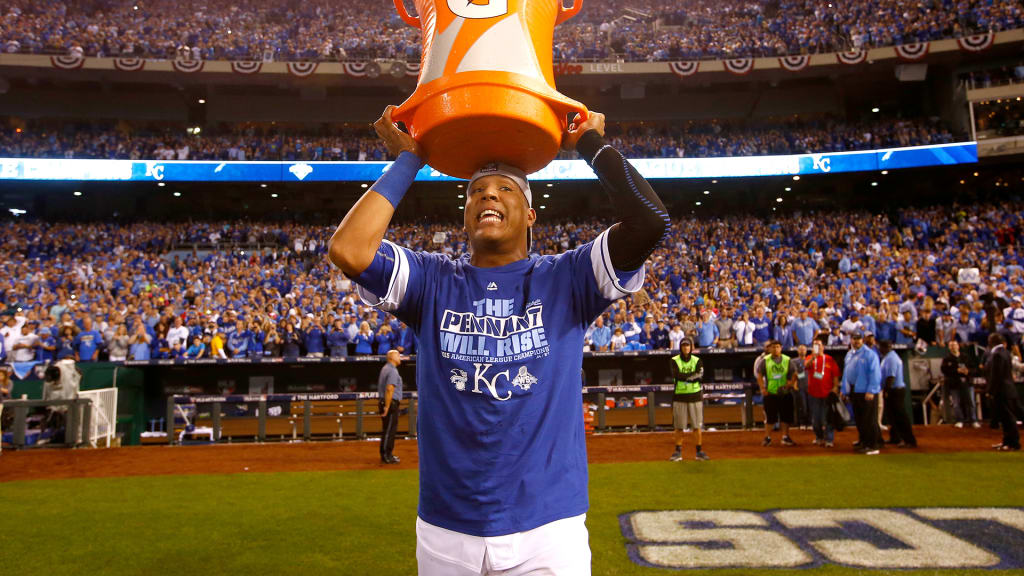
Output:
[
  {"xmin": 785, "ymin": 187, "xmax": 791, "ymax": 191},
  {"xmin": 703, "ymin": 190, "xmax": 710, "ymax": 195},
  {"xmin": 457, "ymin": 184, "xmax": 463, "ymax": 189},
  {"xmin": 173, "ymin": 191, "xmax": 181, "ymax": 197},
  {"xmin": 871, "ymin": 182, "xmax": 878, "ymax": 187},
  {"xmin": 157, "ymin": 182, "xmax": 165, "ymax": 187},
  {"xmin": 260, "ymin": 183, "xmax": 267, "ymax": 188},
  {"xmin": 543, "ymin": 194, "xmax": 550, "ymax": 198},
  {"xmin": 792, "ymin": 175, "xmax": 800, "ymax": 181},
  {"xmin": 871, "ymin": 107, "xmax": 880, "ymax": 113},
  {"xmin": 459, "ymin": 206, "xmax": 464, "ymax": 210},
  {"xmin": 776, "ymin": 197, "xmax": 783, "ymax": 203},
  {"xmin": 73, "ymin": 191, "xmax": 82, "ymax": 196},
  {"xmin": 881, "ymin": 170, "xmax": 889, "ymax": 175},
  {"xmin": 271, "ymin": 193, "xmax": 278, "ymax": 198},
  {"xmin": 458, "ymin": 194, "xmax": 464, "ymax": 199},
  {"xmin": 546, "ymin": 183, "xmax": 553, "ymax": 188},
  {"xmin": 8, "ymin": 208, "xmax": 26, "ymax": 216},
  {"xmin": 695, "ymin": 201, "xmax": 702, "ymax": 206},
  {"xmin": 540, "ymin": 205, "xmax": 547, "ymax": 210},
  {"xmin": 361, "ymin": 183, "xmax": 369, "ymax": 188},
  {"xmin": 198, "ymin": 99, "xmax": 206, "ymax": 104}
]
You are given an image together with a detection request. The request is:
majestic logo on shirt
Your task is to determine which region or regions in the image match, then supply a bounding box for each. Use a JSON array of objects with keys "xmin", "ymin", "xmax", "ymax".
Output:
[
  {"xmin": 487, "ymin": 282, "xmax": 498, "ymax": 291},
  {"xmin": 450, "ymin": 368, "xmax": 468, "ymax": 391},
  {"xmin": 512, "ymin": 366, "xmax": 537, "ymax": 391}
]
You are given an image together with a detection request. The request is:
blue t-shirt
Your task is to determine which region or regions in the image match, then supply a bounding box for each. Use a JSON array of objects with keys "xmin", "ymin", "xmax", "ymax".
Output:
[
  {"xmin": 74, "ymin": 330, "xmax": 104, "ymax": 361},
  {"xmin": 353, "ymin": 229, "xmax": 642, "ymax": 537},
  {"xmin": 880, "ymin": 350, "xmax": 905, "ymax": 389}
]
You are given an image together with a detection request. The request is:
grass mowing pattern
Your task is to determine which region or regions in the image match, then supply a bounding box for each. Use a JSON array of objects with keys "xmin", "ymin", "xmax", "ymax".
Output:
[{"xmin": 1, "ymin": 453, "xmax": 1022, "ymax": 575}]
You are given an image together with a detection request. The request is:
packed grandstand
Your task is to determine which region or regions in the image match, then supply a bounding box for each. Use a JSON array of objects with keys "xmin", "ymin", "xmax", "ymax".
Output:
[
  {"xmin": 1, "ymin": 202, "xmax": 1022, "ymax": 364},
  {"xmin": 0, "ymin": 117, "xmax": 958, "ymax": 161},
  {"xmin": 1, "ymin": 0, "xmax": 1022, "ymax": 62}
]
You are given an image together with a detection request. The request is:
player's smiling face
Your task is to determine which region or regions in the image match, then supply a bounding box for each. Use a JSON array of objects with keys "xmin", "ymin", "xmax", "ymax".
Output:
[{"xmin": 465, "ymin": 175, "xmax": 535, "ymax": 254}]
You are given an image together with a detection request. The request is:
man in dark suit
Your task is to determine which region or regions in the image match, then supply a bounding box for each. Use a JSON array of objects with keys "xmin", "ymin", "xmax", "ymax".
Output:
[{"xmin": 985, "ymin": 333, "xmax": 1021, "ymax": 451}]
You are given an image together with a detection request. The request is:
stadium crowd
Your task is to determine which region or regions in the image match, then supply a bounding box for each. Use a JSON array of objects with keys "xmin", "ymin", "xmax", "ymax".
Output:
[
  {"xmin": 1, "ymin": 202, "xmax": 1023, "ymax": 368},
  {"xmin": 1, "ymin": 0, "xmax": 1022, "ymax": 63},
  {"xmin": 0, "ymin": 117, "xmax": 956, "ymax": 161}
]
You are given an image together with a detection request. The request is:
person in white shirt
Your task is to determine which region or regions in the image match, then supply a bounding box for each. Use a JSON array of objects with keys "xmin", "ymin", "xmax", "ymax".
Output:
[
  {"xmin": 610, "ymin": 328, "xmax": 626, "ymax": 351},
  {"xmin": 668, "ymin": 324, "xmax": 685, "ymax": 350},
  {"xmin": 1003, "ymin": 297, "xmax": 1024, "ymax": 341},
  {"xmin": 840, "ymin": 313, "xmax": 864, "ymax": 345},
  {"xmin": 10, "ymin": 322, "xmax": 41, "ymax": 363},
  {"xmin": 733, "ymin": 312, "xmax": 755, "ymax": 346},
  {"xmin": 166, "ymin": 317, "xmax": 191, "ymax": 349}
]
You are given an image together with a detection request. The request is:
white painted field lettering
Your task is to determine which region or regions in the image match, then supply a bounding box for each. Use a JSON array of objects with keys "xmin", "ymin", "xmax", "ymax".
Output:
[
  {"xmin": 629, "ymin": 511, "xmax": 812, "ymax": 568},
  {"xmin": 774, "ymin": 509, "xmax": 999, "ymax": 569}
]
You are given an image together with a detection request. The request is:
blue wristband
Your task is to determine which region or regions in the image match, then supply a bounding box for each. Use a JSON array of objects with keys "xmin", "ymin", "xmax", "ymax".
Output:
[{"xmin": 373, "ymin": 151, "xmax": 424, "ymax": 209}]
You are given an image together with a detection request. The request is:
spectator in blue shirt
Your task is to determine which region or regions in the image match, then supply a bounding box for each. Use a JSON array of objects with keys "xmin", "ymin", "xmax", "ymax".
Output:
[
  {"xmin": 36, "ymin": 327, "xmax": 57, "ymax": 363},
  {"xmin": 74, "ymin": 317, "xmax": 104, "ymax": 362},
  {"xmin": 354, "ymin": 321, "xmax": 375, "ymax": 355},
  {"xmin": 879, "ymin": 340, "xmax": 916, "ymax": 448},
  {"xmin": 396, "ymin": 322, "xmax": 416, "ymax": 355},
  {"xmin": 792, "ymin": 310, "xmax": 819, "ymax": 346},
  {"xmin": 129, "ymin": 324, "xmax": 152, "ymax": 361},
  {"xmin": 375, "ymin": 324, "xmax": 395, "ymax": 355},
  {"xmin": 589, "ymin": 316, "xmax": 612, "ymax": 351},
  {"xmin": 56, "ymin": 325, "xmax": 77, "ymax": 360},
  {"xmin": 751, "ymin": 309, "xmax": 772, "ymax": 345},
  {"xmin": 304, "ymin": 319, "xmax": 326, "ymax": 358},
  {"xmin": 696, "ymin": 310, "xmax": 720, "ymax": 348},
  {"xmin": 228, "ymin": 320, "xmax": 250, "ymax": 357},
  {"xmin": 895, "ymin": 310, "xmax": 916, "ymax": 345},
  {"xmin": 327, "ymin": 318, "xmax": 350, "ymax": 357},
  {"xmin": 774, "ymin": 315, "xmax": 794, "ymax": 349},
  {"xmin": 842, "ymin": 332, "xmax": 882, "ymax": 454},
  {"xmin": 185, "ymin": 336, "xmax": 206, "ymax": 359},
  {"xmin": 247, "ymin": 321, "xmax": 265, "ymax": 359}
]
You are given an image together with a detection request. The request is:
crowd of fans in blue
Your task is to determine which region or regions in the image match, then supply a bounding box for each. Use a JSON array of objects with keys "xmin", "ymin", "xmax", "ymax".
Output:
[
  {"xmin": 1, "ymin": 202, "xmax": 1023, "ymax": 367},
  {"xmin": 0, "ymin": 117, "xmax": 956, "ymax": 161},
  {"xmin": 1, "ymin": 0, "xmax": 1021, "ymax": 63}
]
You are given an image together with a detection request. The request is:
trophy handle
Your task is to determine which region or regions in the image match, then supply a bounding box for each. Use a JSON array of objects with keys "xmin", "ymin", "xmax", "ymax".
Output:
[
  {"xmin": 393, "ymin": 0, "xmax": 421, "ymax": 28},
  {"xmin": 556, "ymin": 0, "xmax": 584, "ymax": 25}
]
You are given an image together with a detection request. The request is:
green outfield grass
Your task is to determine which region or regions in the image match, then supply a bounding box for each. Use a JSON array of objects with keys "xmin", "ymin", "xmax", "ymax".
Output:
[{"xmin": 2, "ymin": 452, "xmax": 1023, "ymax": 575}]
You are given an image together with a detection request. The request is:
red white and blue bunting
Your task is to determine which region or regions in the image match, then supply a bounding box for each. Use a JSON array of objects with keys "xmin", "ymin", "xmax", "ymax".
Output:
[
  {"xmin": 113, "ymin": 57, "xmax": 145, "ymax": 71},
  {"xmin": 172, "ymin": 58, "xmax": 204, "ymax": 73},
  {"xmin": 836, "ymin": 49, "xmax": 867, "ymax": 65},
  {"xmin": 230, "ymin": 61, "xmax": 263, "ymax": 74},
  {"xmin": 405, "ymin": 61, "xmax": 422, "ymax": 78},
  {"xmin": 670, "ymin": 61, "xmax": 699, "ymax": 77},
  {"xmin": 286, "ymin": 61, "xmax": 319, "ymax": 77},
  {"xmin": 343, "ymin": 62, "xmax": 368, "ymax": 77},
  {"xmin": 957, "ymin": 32, "xmax": 994, "ymax": 53},
  {"xmin": 778, "ymin": 54, "xmax": 810, "ymax": 72},
  {"xmin": 895, "ymin": 42, "xmax": 930, "ymax": 61},
  {"xmin": 723, "ymin": 58, "xmax": 753, "ymax": 75},
  {"xmin": 50, "ymin": 54, "xmax": 85, "ymax": 70}
]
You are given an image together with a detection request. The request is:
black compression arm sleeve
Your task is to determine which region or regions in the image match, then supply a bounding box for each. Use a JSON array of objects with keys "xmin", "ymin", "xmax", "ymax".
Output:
[{"xmin": 576, "ymin": 130, "xmax": 669, "ymax": 271}]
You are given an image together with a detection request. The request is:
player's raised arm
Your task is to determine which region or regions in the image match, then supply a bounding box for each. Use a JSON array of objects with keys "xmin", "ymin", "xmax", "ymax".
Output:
[
  {"xmin": 328, "ymin": 105, "xmax": 424, "ymax": 278},
  {"xmin": 562, "ymin": 112, "xmax": 670, "ymax": 271}
]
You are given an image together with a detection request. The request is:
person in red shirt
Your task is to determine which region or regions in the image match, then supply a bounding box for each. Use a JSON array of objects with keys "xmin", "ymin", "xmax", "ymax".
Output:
[{"xmin": 806, "ymin": 336, "xmax": 841, "ymax": 447}]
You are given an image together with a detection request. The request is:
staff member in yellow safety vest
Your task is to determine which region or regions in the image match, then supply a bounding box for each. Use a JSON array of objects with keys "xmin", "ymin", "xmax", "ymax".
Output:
[
  {"xmin": 756, "ymin": 339, "xmax": 798, "ymax": 447},
  {"xmin": 669, "ymin": 338, "xmax": 710, "ymax": 461}
]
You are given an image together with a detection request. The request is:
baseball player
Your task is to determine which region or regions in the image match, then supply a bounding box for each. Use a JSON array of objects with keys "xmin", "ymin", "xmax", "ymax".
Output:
[{"xmin": 329, "ymin": 106, "xmax": 669, "ymax": 575}]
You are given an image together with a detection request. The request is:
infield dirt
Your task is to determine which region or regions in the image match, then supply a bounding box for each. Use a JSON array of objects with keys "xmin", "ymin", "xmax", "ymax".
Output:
[{"xmin": 0, "ymin": 426, "xmax": 1006, "ymax": 482}]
